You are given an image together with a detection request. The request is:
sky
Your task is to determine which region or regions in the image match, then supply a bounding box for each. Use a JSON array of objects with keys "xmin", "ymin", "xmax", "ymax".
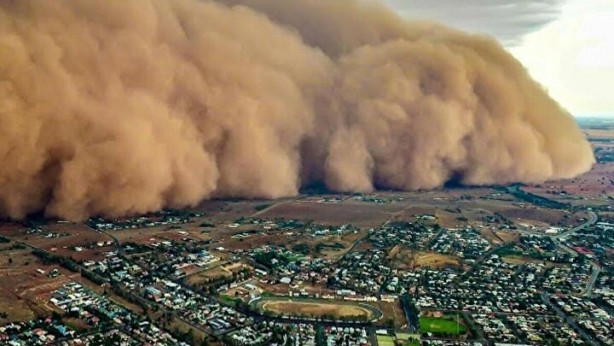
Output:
[{"xmin": 386, "ymin": 0, "xmax": 614, "ymax": 117}]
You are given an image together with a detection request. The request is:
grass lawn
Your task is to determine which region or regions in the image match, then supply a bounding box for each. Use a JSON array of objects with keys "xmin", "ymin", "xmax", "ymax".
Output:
[
  {"xmin": 396, "ymin": 332, "xmax": 420, "ymax": 346},
  {"xmin": 420, "ymin": 316, "xmax": 467, "ymax": 335},
  {"xmin": 396, "ymin": 333, "xmax": 419, "ymax": 341},
  {"xmin": 219, "ymin": 294, "xmax": 242, "ymax": 307},
  {"xmin": 377, "ymin": 335, "xmax": 396, "ymax": 346}
]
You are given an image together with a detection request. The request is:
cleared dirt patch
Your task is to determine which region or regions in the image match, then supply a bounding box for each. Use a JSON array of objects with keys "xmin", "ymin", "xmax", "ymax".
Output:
[
  {"xmin": 260, "ymin": 201, "xmax": 403, "ymax": 228},
  {"xmin": 0, "ymin": 289, "xmax": 35, "ymax": 322},
  {"xmin": 0, "ymin": 249, "xmax": 72, "ymax": 323},
  {"xmin": 494, "ymin": 231, "xmax": 520, "ymax": 243},
  {"xmin": 502, "ymin": 255, "xmax": 567, "ymax": 268},
  {"xmin": 186, "ymin": 262, "xmax": 247, "ymax": 286},
  {"xmin": 389, "ymin": 247, "xmax": 461, "ymax": 270},
  {"xmin": 480, "ymin": 230, "xmax": 519, "ymax": 245},
  {"xmin": 526, "ymin": 162, "xmax": 614, "ymax": 203},
  {"xmin": 377, "ymin": 300, "xmax": 407, "ymax": 328}
]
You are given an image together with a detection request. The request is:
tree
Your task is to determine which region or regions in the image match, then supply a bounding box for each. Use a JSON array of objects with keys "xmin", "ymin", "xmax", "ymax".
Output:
[
  {"xmin": 292, "ymin": 243, "xmax": 310, "ymax": 255},
  {"xmin": 186, "ymin": 329, "xmax": 196, "ymax": 345},
  {"xmin": 315, "ymin": 325, "xmax": 326, "ymax": 346}
]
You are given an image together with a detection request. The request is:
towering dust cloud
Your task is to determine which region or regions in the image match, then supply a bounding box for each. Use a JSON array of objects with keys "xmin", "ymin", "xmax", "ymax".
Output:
[{"xmin": 0, "ymin": 0, "xmax": 595, "ymax": 220}]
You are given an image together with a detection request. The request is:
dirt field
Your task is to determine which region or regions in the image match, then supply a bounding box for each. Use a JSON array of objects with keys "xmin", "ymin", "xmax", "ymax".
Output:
[
  {"xmin": 585, "ymin": 128, "xmax": 614, "ymax": 139},
  {"xmin": 497, "ymin": 207, "xmax": 589, "ymax": 228},
  {"xmin": 0, "ymin": 288, "xmax": 36, "ymax": 322},
  {"xmin": 480, "ymin": 230, "xmax": 520, "ymax": 245},
  {"xmin": 192, "ymin": 198, "xmax": 298, "ymax": 224},
  {"xmin": 394, "ymin": 206, "xmax": 468, "ymax": 229},
  {"xmin": 260, "ymin": 200, "xmax": 403, "ymax": 228},
  {"xmin": 113, "ymin": 225, "xmax": 208, "ymax": 244},
  {"xmin": 0, "ymin": 249, "xmax": 75, "ymax": 323},
  {"xmin": 292, "ymin": 229, "xmax": 368, "ymax": 260},
  {"xmin": 525, "ymin": 162, "xmax": 614, "ymax": 205},
  {"xmin": 186, "ymin": 262, "xmax": 248, "ymax": 286},
  {"xmin": 495, "ymin": 231, "xmax": 520, "ymax": 243},
  {"xmin": 317, "ymin": 231, "xmax": 365, "ymax": 260},
  {"xmin": 260, "ymin": 299, "xmax": 375, "ymax": 320},
  {"xmin": 501, "ymin": 255, "xmax": 568, "ymax": 268},
  {"xmin": 501, "ymin": 256, "xmax": 538, "ymax": 266},
  {"xmin": 0, "ymin": 247, "xmax": 144, "ymax": 325},
  {"xmin": 377, "ymin": 300, "xmax": 407, "ymax": 328},
  {"xmin": 389, "ymin": 246, "xmax": 461, "ymax": 270},
  {"xmin": 0, "ymin": 222, "xmax": 114, "ymax": 262},
  {"xmin": 211, "ymin": 231, "xmax": 301, "ymax": 256}
]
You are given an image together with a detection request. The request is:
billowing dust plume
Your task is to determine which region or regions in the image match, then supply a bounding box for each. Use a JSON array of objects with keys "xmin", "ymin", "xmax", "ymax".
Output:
[{"xmin": 0, "ymin": 0, "xmax": 594, "ymax": 220}]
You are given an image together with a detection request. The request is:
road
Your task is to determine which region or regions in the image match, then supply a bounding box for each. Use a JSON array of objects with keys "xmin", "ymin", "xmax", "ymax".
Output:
[
  {"xmin": 460, "ymin": 246, "xmax": 499, "ymax": 281},
  {"xmin": 516, "ymin": 210, "xmax": 598, "ymax": 263},
  {"xmin": 553, "ymin": 211, "xmax": 598, "ymax": 240},
  {"xmin": 334, "ymin": 208, "xmax": 402, "ymax": 265},
  {"xmin": 540, "ymin": 293, "xmax": 597, "ymax": 345},
  {"xmin": 461, "ymin": 311, "xmax": 486, "ymax": 343},
  {"xmin": 547, "ymin": 210, "xmax": 601, "ymax": 298},
  {"xmin": 583, "ymin": 265, "xmax": 602, "ymax": 298},
  {"xmin": 85, "ymin": 224, "xmax": 124, "ymax": 257},
  {"xmin": 516, "ymin": 210, "xmax": 597, "ymax": 241},
  {"xmin": 399, "ymin": 295, "xmax": 419, "ymax": 333},
  {"xmin": 250, "ymin": 198, "xmax": 296, "ymax": 217}
]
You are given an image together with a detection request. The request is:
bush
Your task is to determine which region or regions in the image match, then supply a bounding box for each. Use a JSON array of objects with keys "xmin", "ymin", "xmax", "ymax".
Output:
[{"xmin": 291, "ymin": 243, "xmax": 310, "ymax": 254}]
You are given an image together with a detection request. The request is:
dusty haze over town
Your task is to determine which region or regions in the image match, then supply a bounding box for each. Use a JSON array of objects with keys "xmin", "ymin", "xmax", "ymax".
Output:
[{"xmin": 0, "ymin": 0, "xmax": 594, "ymax": 221}]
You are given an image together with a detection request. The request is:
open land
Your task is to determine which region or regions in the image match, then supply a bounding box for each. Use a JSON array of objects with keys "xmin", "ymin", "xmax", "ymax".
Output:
[{"xmin": 389, "ymin": 246, "xmax": 461, "ymax": 270}]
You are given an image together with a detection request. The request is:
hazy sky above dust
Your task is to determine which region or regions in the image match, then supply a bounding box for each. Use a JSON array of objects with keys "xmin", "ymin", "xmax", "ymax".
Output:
[{"xmin": 386, "ymin": 0, "xmax": 614, "ymax": 116}]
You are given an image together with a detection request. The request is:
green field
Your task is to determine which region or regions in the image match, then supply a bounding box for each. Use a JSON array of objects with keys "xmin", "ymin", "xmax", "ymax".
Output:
[
  {"xmin": 396, "ymin": 333, "xmax": 420, "ymax": 341},
  {"xmin": 396, "ymin": 333, "xmax": 420, "ymax": 346},
  {"xmin": 376, "ymin": 335, "xmax": 395, "ymax": 346},
  {"xmin": 219, "ymin": 294, "xmax": 242, "ymax": 307},
  {"xmin": 377, "ymin": 333, "xmax": 420, "ymax": 346},
  {"xmin": 419, "ymin": 316, "xmax": 467, "ymax": 335}
]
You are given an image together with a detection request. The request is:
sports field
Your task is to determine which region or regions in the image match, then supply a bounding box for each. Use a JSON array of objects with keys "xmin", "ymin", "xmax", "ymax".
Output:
[
  {"xmin": 261, "ymin": 299, "xmax": 373, "ymax": 319},
  {"xmin": 419, "ymin": 316, "xmax": 467, "ymax": 335},
  {"xmin": 376, "ymin": 335, "xmax": 395, "ymax": 346},
  {"xmin": 254, "ymin": 297, "xmax": 382, "ymax": 321}
]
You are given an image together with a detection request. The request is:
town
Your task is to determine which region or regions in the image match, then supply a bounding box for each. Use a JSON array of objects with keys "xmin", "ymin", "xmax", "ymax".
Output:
[{"xmin": 0, "ymin": 122, "xmax": 613, "ymax": 346}]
